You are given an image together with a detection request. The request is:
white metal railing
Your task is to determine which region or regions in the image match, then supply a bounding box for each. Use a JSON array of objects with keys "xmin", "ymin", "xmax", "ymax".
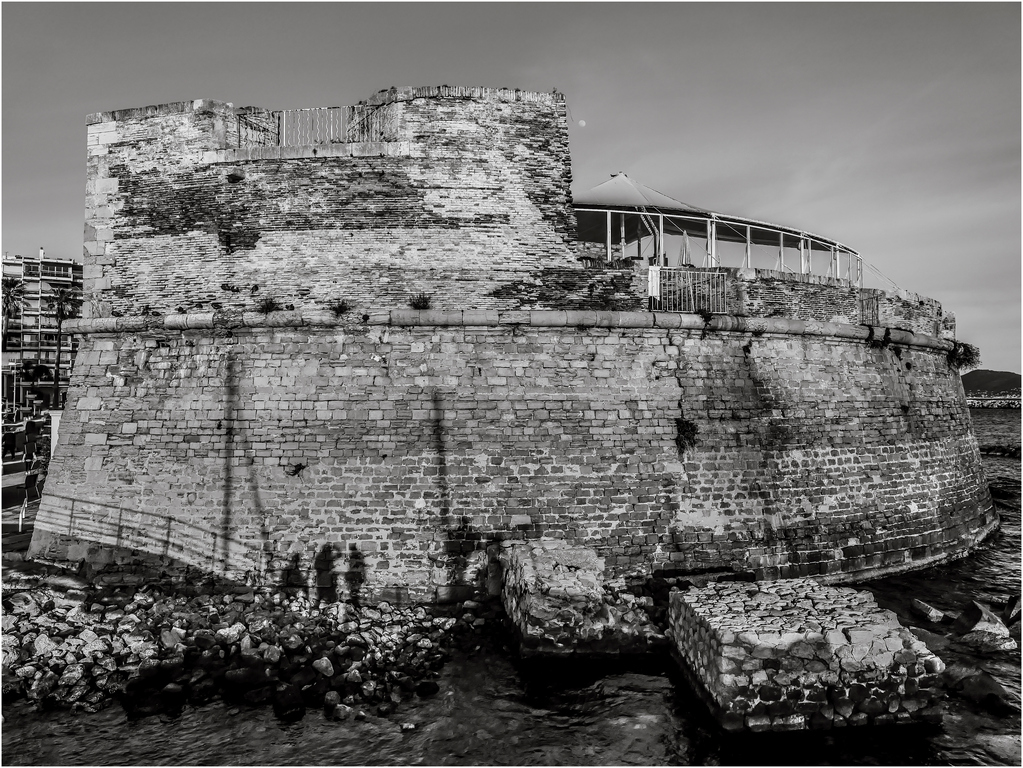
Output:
[
  {"xmin": 236, "ymin": 111, "xmax": 279, "ymax": 147},
  {"xmin": 859, "ymin": 294, "xmax": 880, "ymax": 326},
  {"xmin": 649, "ymin": 267, "xmax": 732, "ymax": 314},
  {"xmin": 253, "ymin": 104, "xmax": 396, "ymax": 148}
]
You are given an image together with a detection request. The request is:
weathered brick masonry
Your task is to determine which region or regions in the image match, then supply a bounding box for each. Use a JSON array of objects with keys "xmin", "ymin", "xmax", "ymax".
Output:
[
  {"xmin": 31, "ymin": 87, "xmax": 994, "ymax": 602},
  {"xmin": 82, "ymin": 88, "xmax": 635, "ymax": 318},
  {"xmin": 31, "ymin": 310, "xmax": 994, "ymax": 601}
]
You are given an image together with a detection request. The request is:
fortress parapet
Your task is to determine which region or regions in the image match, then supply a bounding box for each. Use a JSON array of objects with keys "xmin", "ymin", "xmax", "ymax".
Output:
[{"xmin": 31, "ymin": 87, "xmax": 993, "ymax": 601}]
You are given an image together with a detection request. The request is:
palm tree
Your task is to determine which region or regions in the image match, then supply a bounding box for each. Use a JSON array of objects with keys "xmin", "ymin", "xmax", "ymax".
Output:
[
  {"xmin": 2, "ymin": 277, "xmax": 25, "ymax": 353},
  {"xmin": 47, "ymin": 287, "xmax": 82, "ymax": 409},
  {"xmin": 3, "ymin": 276, "xmax": 26, "ymax": 410}
]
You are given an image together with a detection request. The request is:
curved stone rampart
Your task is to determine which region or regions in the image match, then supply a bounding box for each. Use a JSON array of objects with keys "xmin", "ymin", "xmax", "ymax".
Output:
[
  {"xmin": 56, "ymin": 87, "xmax": 993, "ymax": 603},
  {"xmin": 31, "ymin": 310, "xmax": 994, "ymax": 601}
]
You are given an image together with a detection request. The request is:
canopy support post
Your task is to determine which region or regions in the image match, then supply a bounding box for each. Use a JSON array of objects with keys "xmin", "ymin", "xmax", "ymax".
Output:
[
  {"xmin": 705, "ymin": 219, "xmax": 718, "ymax": 267},
  {"xmin": 744, "ymin": 225, "xmax": 751, "ymax": 269},
  {"xmin": 777, "ymin": 233, "xmax": 784, "ymax": 272},
  {"xmin": 659, "ymin": 215, "xmax": 665, "ymax": 266},
  {"xmin": 799, "ymin": 238, "xmax": 808, "ymax": 274},
  {"xmin": 605, "ymin": 211, "xmax": 612, "ymax": 265},
  {"xmin": 620, "ymin": 214, "xmax": 626, "ymax": 263}
]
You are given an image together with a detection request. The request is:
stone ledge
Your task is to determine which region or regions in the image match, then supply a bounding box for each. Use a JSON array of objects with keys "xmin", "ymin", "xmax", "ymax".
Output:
[
  {"xmin": 63, "ymin": 311, "xmax": 954, "ymax": 352},
  {"xmin": 208, "ymin": 141, "xmax": 412, "ymax": 164}
]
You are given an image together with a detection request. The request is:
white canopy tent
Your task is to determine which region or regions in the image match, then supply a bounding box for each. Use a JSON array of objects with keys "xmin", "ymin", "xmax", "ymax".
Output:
[{"xmin": 573, "ymin": 173, "xmax": 862, "ymax": 284}]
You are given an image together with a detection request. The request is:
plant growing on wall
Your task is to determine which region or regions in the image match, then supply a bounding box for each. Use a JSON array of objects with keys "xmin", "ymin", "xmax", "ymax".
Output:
[
  {"xmin": 409, "ymin": 293, "xmax": 432, "ymax": 310},
  {"xmin": 675, "ymin": 417, "xmax": 699, "ymax": 456},
  {"xmin": 256, "ymin": 296, "xmax": 284, "ymax": 314},
  {"xmin": 326, "ymin": 299, "xmax": 351, "ymax": 317},
  {"xmin": 947, "ymin": 341, "xmax": 981, "ymax": 371}
]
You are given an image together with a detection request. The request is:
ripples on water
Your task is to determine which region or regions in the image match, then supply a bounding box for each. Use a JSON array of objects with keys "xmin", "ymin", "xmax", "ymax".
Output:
[{"xmin": 3, "ymin": 410, "xmax": 1020, "ymax": 765}]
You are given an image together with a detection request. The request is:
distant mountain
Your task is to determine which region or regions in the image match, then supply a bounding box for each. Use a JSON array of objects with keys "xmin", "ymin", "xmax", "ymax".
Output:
[{"xmin": 962, "ymin": 369, "xmax": 1022, "ymax": 394}]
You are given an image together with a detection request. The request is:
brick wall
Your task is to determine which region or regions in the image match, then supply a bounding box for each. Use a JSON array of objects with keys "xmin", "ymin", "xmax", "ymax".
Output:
[
  {"xmin": 30, "ymin": 312, "xmax": 994, "ymax": 601},
  {"xmin": 639, "ymin": 268, "xmax": 951, "ymax": 335},
  {"xmin": 862, "ymin": 288, "xmax": 944, "ymax": 336},
  {"xmin": 736, "ymin": 269, "xmax": 861, "ymax": 324},
  {"xmin": 82, "ymin": 90, "xmax": 638, "ymax": 320}
]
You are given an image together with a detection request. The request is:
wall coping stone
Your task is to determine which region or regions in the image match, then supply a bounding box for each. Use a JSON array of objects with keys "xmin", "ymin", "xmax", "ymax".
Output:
[
  {"xmin": 206, "ymin": 141, "xmax": 413, "ymax": 164},
  {"xmin": 87, "ymin": 87, "xmax": 562, "ymax": 127},
  {"xmin": 87, "ymin": 99, "xmax": 235, "ymax": 126},
  {"xmin": 64, "ymin": 310, "xmax": 954, "ymax": 352}
]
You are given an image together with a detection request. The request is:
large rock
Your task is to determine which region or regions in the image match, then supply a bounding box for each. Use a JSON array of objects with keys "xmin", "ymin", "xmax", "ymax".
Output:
[
  {"xmin": 950, "ymin": 601, "xmax": 1017, "ymax": 652},
  {"xmin": 951, "ymin": 601, "xmax": 1011, "ymax": 638},
  {"xmin": 496, "ymin": 539, "xmax": 664, "ymax": 655},
  {"xmin": 312, "ymin": 657, "xmax": 334, "ymax": 677},
  {"xmin": 955, "ymin": 631, "xmax": 1018, "ymax": 653},
  {"xmin": 28, "ymin": 670, "xmax": 60, "ymax": 701},
  {"xmin": 8, "ymin": 593, "xmax": 42, "ymax": 618},
  {"xmin": 32, "ymin": 633, "xmax": 59, "ymax": 658},
  {"xmin": 1002, "ymin": 595, "xmax": 1021, "ymax": 625},
  {"xmin": 910, "ymin": 599, "xmax": 945, "ymax": 623}
]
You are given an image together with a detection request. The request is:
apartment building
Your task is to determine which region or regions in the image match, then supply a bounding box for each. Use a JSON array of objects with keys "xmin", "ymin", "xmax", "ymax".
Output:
[{"xmin": 2, "ymin": 248, "xmax": 83, "ymax": 416}]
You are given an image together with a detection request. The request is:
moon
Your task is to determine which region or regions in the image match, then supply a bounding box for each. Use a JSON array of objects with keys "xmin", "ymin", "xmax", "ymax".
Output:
[{"xmin": 578, "ymin": 120, "xmax": 586, "ymax": 127}]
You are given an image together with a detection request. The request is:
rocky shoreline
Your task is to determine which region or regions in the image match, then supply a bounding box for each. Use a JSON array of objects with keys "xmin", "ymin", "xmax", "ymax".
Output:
[
  {"xmin": 4, "ymin": 553, "xmax": 1019, "ymax": 735},
  {"xmin": 1, "ymin": 562, "xmax": 497, "ymax": 723}
]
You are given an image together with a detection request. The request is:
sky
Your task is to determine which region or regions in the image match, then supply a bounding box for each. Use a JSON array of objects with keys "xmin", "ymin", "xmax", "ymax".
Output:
[{"xmin": 3, "ymin": 2, "xmax": 1019, "ymax": 372}]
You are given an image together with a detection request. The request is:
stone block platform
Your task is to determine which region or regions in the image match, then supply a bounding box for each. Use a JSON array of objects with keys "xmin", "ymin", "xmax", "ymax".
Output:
[
  {"xmin": 497, "ymin": 540, "xmax": 664, "ymax": 656},
  {"xmin": 668, "ymin": 578, "xmax": 945, "ymax": 732}
]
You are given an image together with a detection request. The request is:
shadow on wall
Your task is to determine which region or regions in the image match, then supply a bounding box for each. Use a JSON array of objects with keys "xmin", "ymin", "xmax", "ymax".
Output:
[
  {"xmin": 30, "ymin": 496, "xmax": 378, "ymax": 603},
  {"xmin": 29, "ymin": 493, "xmax": 255, "ymax": 590},
  {"xmin": 276, "ymin": 544, "xmax": 366, "ymax": 607},
  {"xmin": 221, "ymin": 346, "xmax": 272, "ymax": 576},
  {"xmin": 432, "ymin": 387, "xmax": 497, "ymax": 600}
]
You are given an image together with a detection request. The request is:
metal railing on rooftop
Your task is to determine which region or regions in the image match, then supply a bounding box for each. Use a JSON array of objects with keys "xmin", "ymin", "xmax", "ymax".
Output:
[
  {"xmin": 649, "ymin": 268, "xmax": 733, "ymax": 314},
  {"xmin": 236, "ymin": 104, "xmax": 398, "ymax": 148}
]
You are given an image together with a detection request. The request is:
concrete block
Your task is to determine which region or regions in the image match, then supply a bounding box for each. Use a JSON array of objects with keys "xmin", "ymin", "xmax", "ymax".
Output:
[{"xmin": 670, "ymin": 578, "xmax": 944, "ymax": 732}]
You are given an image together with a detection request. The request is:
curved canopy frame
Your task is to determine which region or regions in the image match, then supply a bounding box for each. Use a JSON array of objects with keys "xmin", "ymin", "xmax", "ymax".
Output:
[{"xmin": 573, "ymin": 173, "xmax": 862, "ymax": 284}]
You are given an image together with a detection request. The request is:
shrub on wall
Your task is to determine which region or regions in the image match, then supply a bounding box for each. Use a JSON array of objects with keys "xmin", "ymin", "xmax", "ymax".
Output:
[
  {"xmin": 409, "ymin": 293, "xmax": 432, "ymax": 310},
  {"xmin": 326, "ymin": 299, "xmax": 351, "ymax": 317},
  {"xmin": 256, "ymin": 296, "xmax": 284, "ymax": 314},
  {"xmin": 947, "ymin": 341, "xmax": 981, "ymax": 371},
  {"xmin": 675, "ymin": 418, "xmax": 699, "ymax": 456}
]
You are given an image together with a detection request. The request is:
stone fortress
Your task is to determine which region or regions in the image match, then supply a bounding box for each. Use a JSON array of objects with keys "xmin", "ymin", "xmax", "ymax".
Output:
[{"xmin": 30, "ymin": 86, "xmax": 995, "ymax": 610}]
